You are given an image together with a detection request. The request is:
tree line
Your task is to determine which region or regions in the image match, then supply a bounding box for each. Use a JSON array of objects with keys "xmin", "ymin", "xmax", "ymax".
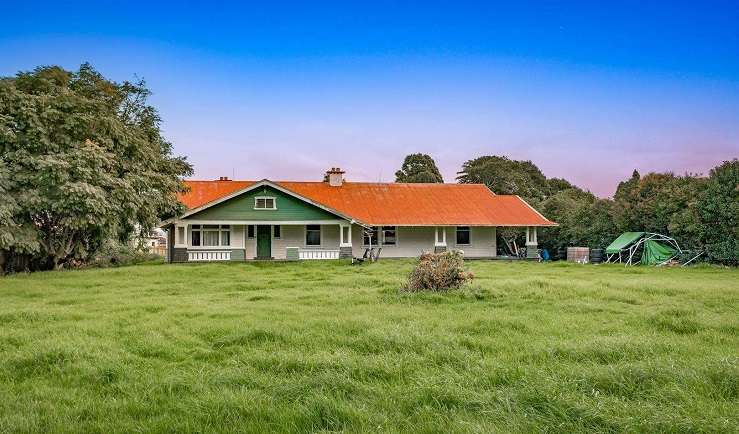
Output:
[
  {"xmin": 1, "ymin": 64, "xmax": 735, "ymax": 272},
  {"xmin": 395, "ymin": 153, "xmax": 737, "ymax": 265}
]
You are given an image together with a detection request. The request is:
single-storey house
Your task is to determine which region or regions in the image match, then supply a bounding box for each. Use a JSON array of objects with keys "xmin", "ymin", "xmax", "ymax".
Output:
[{"xmin": 161, "ymin": 168, "xmax": 556, "ymax": 262}]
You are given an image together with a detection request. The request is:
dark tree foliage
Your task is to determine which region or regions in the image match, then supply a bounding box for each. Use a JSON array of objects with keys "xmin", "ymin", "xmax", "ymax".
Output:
[
  {"xmin": 695, "ymin": 160, "xmax": 738, "ymax": 264},
  {"xmin": 395, "ymin": 153, "xmax": 444, "ymax": 183},
  {"xmin": 612, "ymin": 172, "xmax": 705, "ymax": 249},
  {"xmin": 455, "ymin": 155, "xmax": 736, "ymax": 263},
  {"xmin": 456, "ymin": 155, "xmax": 550, "ymax": 205},
  {"xmin": 0, "ymin": 64, "xmax": 192, "ymax": 271},
  {"xmin": 539, "ymin": 188, "xmax": 618, "ymax": 251}
]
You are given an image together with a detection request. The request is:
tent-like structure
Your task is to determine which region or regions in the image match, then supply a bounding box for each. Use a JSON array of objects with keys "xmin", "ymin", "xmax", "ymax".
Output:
[{"xmin": 605, "ymin": 232, "xmax": 683, "ymax": 266}]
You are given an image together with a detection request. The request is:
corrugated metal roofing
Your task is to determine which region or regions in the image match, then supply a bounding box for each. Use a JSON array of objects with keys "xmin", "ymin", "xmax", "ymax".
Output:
[{"xmin": 178, "ymin": 180, "xmax": 556, "ymax": 227}]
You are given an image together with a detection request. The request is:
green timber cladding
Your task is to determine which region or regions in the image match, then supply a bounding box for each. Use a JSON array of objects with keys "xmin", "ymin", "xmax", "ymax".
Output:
[{"xmin": 184, "ymin": 186, "xmax": 340, "ymax": 221}]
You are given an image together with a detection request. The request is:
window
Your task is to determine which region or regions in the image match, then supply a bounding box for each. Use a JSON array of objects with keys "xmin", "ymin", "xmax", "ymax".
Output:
[
  {"xmin": 273, "ymin": 225, "xmax": 281, "ymax": 239},
  {"xmin": 202, "ymin": 225, "xmax": 220, "ymax": 246},
  {"xmin": 191, "ymin": 224, "xmax": 201, "ymax": 246},
  {"xmin": 221, "ymin": 225, "xmax": 231, "ymax": 246},
  {"xmin": 247, "ymin": 225, "xmax": 255, "ymax": 238},
  {"xmin": 177, "ymin": 226, "xmax": 185, "ymax": 245},
  {"xmin": 191, "ymin": 224, "xmax": 230, "ymax": 247},
  {"xmin": 254, "ymin": 197, "xmax": 276, "ymax": 210},
  {"xmin": 363, "ymin": 227, "xmax": 379, "ymax": 246},
  {"xmin": 456, "ymin": 226, "xmax": 471, "ymax": 245},
  {"xmin": 382, "ymin": 226, "xmax": 396, "ymax": 245},
  {"xmin": 306, "ymin": 225, "xmax": 321, "ymax": 246}
]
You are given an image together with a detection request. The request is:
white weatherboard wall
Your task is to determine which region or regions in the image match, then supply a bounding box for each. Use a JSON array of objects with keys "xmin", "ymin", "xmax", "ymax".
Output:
[
  {"xmin": 350, "ymin": 226, "xmax": 497, "ymax": 258},
  {"xmin": 231, "ymin": 225, "xmax": 244, "ymax": 248},
  {"xmin": 447, "ymin": 226, "xmax": 496, "ymax": 258}
]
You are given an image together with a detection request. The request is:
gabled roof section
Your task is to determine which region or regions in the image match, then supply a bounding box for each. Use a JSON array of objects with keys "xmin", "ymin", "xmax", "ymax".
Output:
[
  {"xmin": 178, "ymin": 180, "xmax": 362, "ymax": 224},
  {"xmin": 177, "ymin": 180, "xmax": 557, "ymax": 227}
]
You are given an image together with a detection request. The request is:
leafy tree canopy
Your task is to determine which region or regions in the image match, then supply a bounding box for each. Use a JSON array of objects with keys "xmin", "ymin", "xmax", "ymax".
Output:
[
  {"xmin": 0, "ymin": 63, "xmax": 192, "ymax": 271},
  {"xmin": 456, "ymin": 155, "xmax": 552, "ymax": 205},
  {"xmin": 395, "ymin": 153, "xmax": 443, "ymax": 183},
  {"xmin": 695, "ymin": 159, "xmax": 738, "ymax": 264},
  {"xmin": 612, "ymin": 171, "xmax": 705, "ymax": 248}
]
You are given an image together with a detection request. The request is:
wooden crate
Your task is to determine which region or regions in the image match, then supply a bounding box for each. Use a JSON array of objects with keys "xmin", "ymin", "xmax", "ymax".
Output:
[{"xmin": 567, "ymin": 247, "xmax": 590, "ymax": 263}]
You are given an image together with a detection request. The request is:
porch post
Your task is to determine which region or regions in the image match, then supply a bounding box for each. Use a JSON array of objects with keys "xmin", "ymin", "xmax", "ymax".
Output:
[
  {"xmin": 526, "ymin": 226, "xmax": 538, "ymax": 259},
  {"xmin": 434, "ymin": 226, "xmax": 447, "ymax": 253},
  {"xmin": 172, "ymin": 221, "xmax": 188, "ymax": 263},
  {"xmin": 339, "ymin": 223, "xmax": 353, "ymax": 259}
]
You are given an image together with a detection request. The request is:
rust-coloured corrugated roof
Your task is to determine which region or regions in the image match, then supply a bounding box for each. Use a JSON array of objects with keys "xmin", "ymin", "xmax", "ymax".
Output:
[{"xmin": 178, "ymin": 180, "xmax": 556, "ymax": 226}]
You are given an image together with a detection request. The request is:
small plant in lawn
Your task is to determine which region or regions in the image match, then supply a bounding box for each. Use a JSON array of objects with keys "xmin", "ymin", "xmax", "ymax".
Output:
[{"xmin": 403, "ymin": 250, "xmax": 474, "ymax": 292}]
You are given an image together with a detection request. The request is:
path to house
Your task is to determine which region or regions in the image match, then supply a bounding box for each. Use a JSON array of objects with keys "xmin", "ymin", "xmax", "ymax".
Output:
[{"xmin": 0, "ymin": 260, "xmax": 737, "ymax": 432}]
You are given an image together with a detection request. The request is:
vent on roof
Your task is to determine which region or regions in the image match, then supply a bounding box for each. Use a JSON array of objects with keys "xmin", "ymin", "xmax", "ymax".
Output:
[
  {"xmin": 217, "ymin": 176, "xmax": 231, "ymax": 181},
  {"xmin": 325, "ymin": 167, "xmax": 345, "ymax": 187}
]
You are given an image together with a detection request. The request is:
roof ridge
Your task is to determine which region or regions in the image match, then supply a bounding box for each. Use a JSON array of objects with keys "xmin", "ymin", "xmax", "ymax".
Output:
[{"xmin": 184, "ymin": 179, "xmax": 491, "ymax": 187}]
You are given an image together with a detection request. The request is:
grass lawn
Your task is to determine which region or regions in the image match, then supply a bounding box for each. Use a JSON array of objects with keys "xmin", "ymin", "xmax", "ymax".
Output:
[{"xmin": 0, "ymin": 260, "xmax": 737, "ymax": 433}]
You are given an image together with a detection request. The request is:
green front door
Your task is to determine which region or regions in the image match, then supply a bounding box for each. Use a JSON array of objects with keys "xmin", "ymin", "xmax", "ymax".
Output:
[{"xmin": 256, "ymin": 225, "xmax": 271, "ymax": 259}]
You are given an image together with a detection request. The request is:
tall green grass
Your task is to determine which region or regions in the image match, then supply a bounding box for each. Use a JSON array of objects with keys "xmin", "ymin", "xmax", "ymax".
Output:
[{"xmin": 0, "ymin": 260, "xmax": 737, "ymax": 433}]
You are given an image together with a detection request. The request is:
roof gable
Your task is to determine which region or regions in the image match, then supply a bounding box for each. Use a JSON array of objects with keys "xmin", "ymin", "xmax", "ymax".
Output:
[{"xmin": 182, "ymin": 180, "xmax": 357, "ymax": 223}]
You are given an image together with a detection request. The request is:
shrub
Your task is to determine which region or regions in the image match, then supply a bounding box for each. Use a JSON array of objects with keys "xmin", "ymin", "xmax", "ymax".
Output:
[
  {"xmin": 403, "ymin": 251, "xmax": 474, "ymax": 292},
  {"xmin": 89, "ymin": 242, "xmax": 162, "ymax": 268}
]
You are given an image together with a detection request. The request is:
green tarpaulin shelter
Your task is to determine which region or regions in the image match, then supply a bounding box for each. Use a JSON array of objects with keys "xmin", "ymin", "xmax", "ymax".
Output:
[
  {"xmin": 641, "ymin": 240, "xmax": 677, "ymax": 265},
  {"xmin": 604, "ymin": 231, "xmax": 683, "ymax": 265},
  {"xmin": 605, "ymin": 232, "xmax": 645, "ymax": 254}
]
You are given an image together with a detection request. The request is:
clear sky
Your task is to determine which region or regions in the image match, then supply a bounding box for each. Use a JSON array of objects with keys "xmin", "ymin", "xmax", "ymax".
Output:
[{"xmin": 2, "ymin": 1, "xmax": 738, "ymax": 197}]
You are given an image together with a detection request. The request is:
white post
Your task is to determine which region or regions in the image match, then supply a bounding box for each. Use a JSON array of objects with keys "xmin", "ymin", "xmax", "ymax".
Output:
[
  {"xmin": 340, "ymin": 223, "xmax": 352, "ymax": 247},
  {"xmin": 174, "ymin": 223, "xmax": 187, "ymax": 248},
  {"xmin": 435, "ymin": 227, "xmax": 447, "ymax": 252},
  {"xmin": 525, "ymin": 226, "xmax": 538, "ymax": 258}
]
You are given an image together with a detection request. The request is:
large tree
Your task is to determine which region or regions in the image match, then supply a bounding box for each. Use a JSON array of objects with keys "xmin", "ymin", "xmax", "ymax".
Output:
[
  {"xmin": 395, "ymin": 153, "xmax": 443, "ymax": 183},
  {"xmin": 539, "ymin": 188, "xmax": 618, "ymax": 251},
  {"xmin": 612, "ymin": 171, "xmax": 705, "ymax": 248},
  {"xmin": 0, "ymin": 64, "xmax": 192, "ymax": 271},
  {"xmin": 456, "ymin": 155, "xmax": 551, "ymax": 205},
  {"xmin": 695, "ymin": 159, "xmax": 738, "ymax": 264}
]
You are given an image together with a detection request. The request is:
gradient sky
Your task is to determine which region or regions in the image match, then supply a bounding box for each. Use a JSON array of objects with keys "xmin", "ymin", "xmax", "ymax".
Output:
[{"xmin": 2, "ymin": 1, "xmax": 738, "ymax": 197}]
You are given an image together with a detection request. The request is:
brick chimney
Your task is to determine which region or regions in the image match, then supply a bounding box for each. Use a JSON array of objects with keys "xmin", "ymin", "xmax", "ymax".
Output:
[
  {"xmin": 217, "ymin": 176, "xmax": 231, "ymax": 181},
  {"xmin": 325, "ymin": 167, "xmax": 345, "ymax": 187}
]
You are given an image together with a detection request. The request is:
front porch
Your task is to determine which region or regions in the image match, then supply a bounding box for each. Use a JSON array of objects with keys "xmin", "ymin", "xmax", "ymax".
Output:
[
  {"xmin": 167, "ymin": 222, "xmax": 541, "ymax": 262},
  {"xmin": 168, "ymin": 221, "xmax": 353, "ymax": 262}
]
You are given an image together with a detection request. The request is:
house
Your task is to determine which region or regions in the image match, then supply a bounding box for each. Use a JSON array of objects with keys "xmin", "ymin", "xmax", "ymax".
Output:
[{"xmin": 161, "ymin": 168, "xmax": 556, "ymax": 262}]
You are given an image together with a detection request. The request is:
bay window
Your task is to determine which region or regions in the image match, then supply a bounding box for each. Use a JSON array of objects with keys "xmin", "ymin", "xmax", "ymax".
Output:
[{"xmin": 191, "ymin": 224, "xmax": 231, "ymax": 247}]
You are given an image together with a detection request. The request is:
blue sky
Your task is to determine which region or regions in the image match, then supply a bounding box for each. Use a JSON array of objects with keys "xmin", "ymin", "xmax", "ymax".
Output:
[{"xmin": 2, "ymin": 1, "xmax": 738, "ymax": 196}]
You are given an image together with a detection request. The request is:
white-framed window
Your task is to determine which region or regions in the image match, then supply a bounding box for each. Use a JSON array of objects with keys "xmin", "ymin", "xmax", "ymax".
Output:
[
  {"xmin": 456, "ymin": 226, "xmax": 471, "ymax": 245},
  {"xmin": 247, "ymin": 225, "xmax": 255, "ymax": 239},
  {"xmin": 192, "ymin": 224, "xmax": 231, "ymax": 247},
  {"xmin": 382, "ymin": 226, "xmax": 396, "ymax": 245},
  {"xmin": 305, "ymin": 225, "xmax": 321, "ymax": 246},
  {"xmin": 176, "ymin": 226, "xmax": 185, "ymax": 245},
  {"xmin": 273, "ymin": 225, "xmax": 281, "ymax": 239},
  {"xmin": 254, "ymin": 196, "xmax": 276, "ymax": 210},
  {"xmin": 363, "ymin": 227, "xmax": 379, "ymax": 246}
]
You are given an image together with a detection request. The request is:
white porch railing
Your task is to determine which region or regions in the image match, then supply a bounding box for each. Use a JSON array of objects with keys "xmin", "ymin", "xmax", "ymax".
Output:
[
  {"xmin": 298, "ymin": 249, "xmax": 340, "ymax": 260},
  {"xmin": 188, "ymin": 250, "xmax": 231, "ymax": 261}
]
